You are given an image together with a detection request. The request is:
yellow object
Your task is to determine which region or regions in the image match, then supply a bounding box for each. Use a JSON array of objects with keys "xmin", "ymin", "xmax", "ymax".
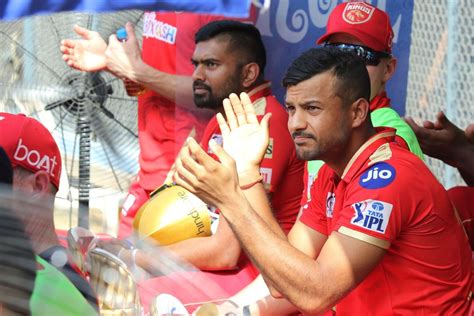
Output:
[{"xmin": 133, "ymin": 184, "xmax": 211, "ymax": 245}]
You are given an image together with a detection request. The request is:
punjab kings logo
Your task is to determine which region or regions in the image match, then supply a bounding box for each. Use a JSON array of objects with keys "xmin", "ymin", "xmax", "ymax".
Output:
[{"xmin": 343, "ymin": 2, "xmax": 375, "ymax": 24}]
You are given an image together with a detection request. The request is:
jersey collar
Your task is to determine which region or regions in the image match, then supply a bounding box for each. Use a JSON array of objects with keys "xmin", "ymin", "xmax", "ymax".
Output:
[
  {"xmin": 247, "ymin": 81, "xmax": 272, "ymax": 102},
  {"xmin": 370, "ymin": 91, "xmax": 391, "ymax": 111},
  {"xmin": 341, "ymin": 127, "xmax": 397, "ymax": 182}
]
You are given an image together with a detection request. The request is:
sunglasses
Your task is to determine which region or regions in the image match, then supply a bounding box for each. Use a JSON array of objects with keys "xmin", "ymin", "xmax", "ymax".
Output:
[{"xmin": 324, "ymin": 43, "xmax": 391, "ymax": 66}]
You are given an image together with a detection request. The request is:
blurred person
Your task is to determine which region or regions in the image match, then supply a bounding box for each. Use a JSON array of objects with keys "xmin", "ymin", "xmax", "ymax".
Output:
[
  {"xmin": 60, "ymin": 11, "xmax": 255, "ymax": 238},
  {"xmin": 1, "ymin": 147, "xmax": 96, "ymax": 315},
  {"xmin": 302, "ymin": 1, "xmax": 423, "ymax": 205},
  {"xmin": 107, "ymin": 20, "xmax": 303, "ymax": 308},
  {"xmin": 405, "ymin": 111, "xmax": 474, "ymax": 186},
  {"xmin": 0, "ymin": 112, "xmax": 98, "ymax": 312},
  {"xmin": 0, "ymin": 148, "xmax": 36, "ymax": 315},
  {"xmin": 173, "ymin": 48, "xmax": 471, "ymax": 315}
]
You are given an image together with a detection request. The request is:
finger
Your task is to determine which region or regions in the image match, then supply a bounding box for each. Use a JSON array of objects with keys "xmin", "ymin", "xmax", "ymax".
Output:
[
  {"xmin": 74, "ymin": 24, "xmax": 91, "ymax": 39},
  {"xmin": 404, "ymin": 117, "xmax": 420, "ymax": 131},
  {"xmin": 229, "ymin": 93, "xmax": 247, "ymax": 126},
  {"xmin": 240, "ymin": 92, "xmax": 258, "ymax": 124},
  {"xmin": 216, "ymin": 113, "xmax": 230, "ymax": 138},
  {"xmin": 223, "ymin": 98, "xmax": 238, "ymax": 130},
  {"xmin": 434, "ymin": 111, "xmax": 453, "ymax": 130},
  {"xmin": 174, "ymin": 146, "xmax": 199, "ymax": 185},
  {"xmin": 125, "ymin": 22, "xmax": 136, "ymax": 42},
  {"xmin": 465, "ymin": 124, "xmax": 474, "ymax": 143},
  {"xmin": 108, "ymin": 34, "xmax": 119, "ymax": 46},
  {"xmin": 186, "ymin": 137, "xmax": 217, "ymax": 169},
  {"xmin": 260, "ymin": 113, "xmax": 272, "ymax": 136},
  {"xmin": 209, "ymin": 139, "xmax": 235, "ymax": 168},
  {"xmin": 422, "ymin": 120, "xmax": 436, "ymax": 129},
  {"xmin": 60, "ymin": 40, "xmax": 75, "ymax": 50}
]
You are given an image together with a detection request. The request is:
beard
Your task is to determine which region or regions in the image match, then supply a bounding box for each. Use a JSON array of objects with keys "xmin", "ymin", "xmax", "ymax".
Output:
[
  {"xmin": 292, "ymin": 122, "xmax": 351, "ymax": 162},
  {"xmin": 193, "ymin": 69, "xmax": 243, "ymax": 110}
]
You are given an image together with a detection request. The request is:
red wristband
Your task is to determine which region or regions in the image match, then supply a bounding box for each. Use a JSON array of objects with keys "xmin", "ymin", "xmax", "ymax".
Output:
[{"xmin": 240, "ymin": 175, "xmax": 264, "ymax": 190}]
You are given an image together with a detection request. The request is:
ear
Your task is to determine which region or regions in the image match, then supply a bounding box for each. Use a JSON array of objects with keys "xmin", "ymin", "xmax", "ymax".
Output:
[
  {"xmin": 241, "ymin": 62, "xmax": 260, "ymax": 88},
  {"xmin": 32, "ymin": 170, "xmax": 52, "ymax": 195},
  {"xmin": 383, "ymin": 57, "xmax": 397, "ymax": 83},
  {"xmin": 351, "ymin": 98, "xmax": 370, "ymax": 128}
]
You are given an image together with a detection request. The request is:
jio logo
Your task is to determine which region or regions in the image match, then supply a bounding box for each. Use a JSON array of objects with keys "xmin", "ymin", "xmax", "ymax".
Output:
[{"xmin": 359, "ymin": 162, "xmax": 396, "ymax": 189}]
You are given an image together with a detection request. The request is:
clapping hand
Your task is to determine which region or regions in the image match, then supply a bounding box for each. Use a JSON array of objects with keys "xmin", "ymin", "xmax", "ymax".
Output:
[{"xmin": 60, "ymin": 25, "xmax": 107, "ymax": 72}]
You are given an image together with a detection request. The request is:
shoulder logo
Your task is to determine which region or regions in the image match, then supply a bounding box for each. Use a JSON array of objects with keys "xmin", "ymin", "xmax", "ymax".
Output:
[
  {"xmin": 359, "ymin": 162, "xmax": 395, "ymax": 189},
  {"xmin": 351, "ymin": 199, "xmax": 393, "ymax": 234},
  {"xmin": 343, "ymin": 2, "xmax": 375, "ymax": 24},
  {"xmin": 326, "ymin": 192, "xmax": 335, "ymax": 218}
]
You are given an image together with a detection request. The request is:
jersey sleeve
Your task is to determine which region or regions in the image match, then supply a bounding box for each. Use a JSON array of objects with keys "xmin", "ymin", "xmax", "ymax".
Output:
[{"xmin": 334, "ymin": 161, "xmax": 407, "ymax": 249}]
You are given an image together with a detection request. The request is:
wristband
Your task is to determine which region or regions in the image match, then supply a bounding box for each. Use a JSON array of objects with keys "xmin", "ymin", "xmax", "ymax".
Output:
[
  {"xmin": 242, "ymin": 305, "xmax": 251, "ymax": 316},
  {"xmin": 240, "ymin": 175, "xmax": 263, "ymax": 190}
]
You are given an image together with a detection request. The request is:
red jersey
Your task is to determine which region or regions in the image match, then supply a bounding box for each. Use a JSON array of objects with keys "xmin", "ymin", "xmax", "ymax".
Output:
[
  {"xmin": 300, "ymin": 93, "xmax": 423, "ymax": 205},
  {"xmin": 200, "ymin": 82, "xmax": 304, "ymax": 233},
  {"xmin": 300, "ymin": 128, "xmax": 471, "ymax": 315},
  {"xmin": 138, "ymin": 12, "xmax": 221, "ymax": 190}
]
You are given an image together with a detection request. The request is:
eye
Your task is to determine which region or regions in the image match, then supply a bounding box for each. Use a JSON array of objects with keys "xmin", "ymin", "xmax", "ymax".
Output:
[
  {"xmin": 206, "ymin": 61, "xmax": 217, "ymax": 68},
  {"xmin": 306, "ymin": 105, "xmax": 318, "ymax": 111},
  {"xmin": 285, "ymin": 105, "xmax": 295, "ymax": 114}
]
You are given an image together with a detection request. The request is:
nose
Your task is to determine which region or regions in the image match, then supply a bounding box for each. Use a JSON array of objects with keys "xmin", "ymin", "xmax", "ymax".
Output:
[
  {"xmin": 287, "ymin": 109, "xmax": 307, "ymax": 133},
  {"xmin": 192, "ymin": 64, "xmax": 205, "ymax": 82}
]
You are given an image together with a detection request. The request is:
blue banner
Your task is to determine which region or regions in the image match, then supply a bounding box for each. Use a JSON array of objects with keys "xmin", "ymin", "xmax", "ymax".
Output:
[
  {"xmin": 258, "ymin": 0, "xmax": 414, "ymax": 115},
  {"xmin": 0, "ymin": 0, "xmax": 252, "ymax": 20}
]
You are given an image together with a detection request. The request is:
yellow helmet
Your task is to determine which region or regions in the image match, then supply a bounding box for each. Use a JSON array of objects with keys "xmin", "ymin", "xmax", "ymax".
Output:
[{"xmin": 133, "ymin": 183, "xmax": 212, "ymax": 245}]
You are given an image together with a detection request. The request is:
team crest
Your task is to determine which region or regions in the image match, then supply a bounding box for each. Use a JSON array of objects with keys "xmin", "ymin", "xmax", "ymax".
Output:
[{"xmin": 343, "ymin": 2, "xmax": 375, "ymax": 24}]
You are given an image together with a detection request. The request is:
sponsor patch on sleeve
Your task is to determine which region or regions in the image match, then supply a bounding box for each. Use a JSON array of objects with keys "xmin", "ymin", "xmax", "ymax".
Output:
[
  {"xmin": 350, "ymin": 199, "xmax": 393, "ymax": 234},
  {"xmin": 359, "ymin": 162, "xmax": 396, "ymax": 189}
]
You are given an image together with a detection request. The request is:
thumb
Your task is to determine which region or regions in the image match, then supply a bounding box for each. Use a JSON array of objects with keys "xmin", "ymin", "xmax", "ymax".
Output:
[
  {"xmin": 125, "ymin": 22, "xmax": 137, "ymax": 42},
  {"xmin": 435, "ymin": 111, "xmax": 453, "ymax": 129},
  {"xmin": 209, "ymin": 139, "xmax": 234, "ymax": 167},
  {"xmin": 260, "ymin": 112, "xmax": 272, "ymax": 134},
  {"xmin": 74, "ymin": 24, "xmax": 91, "ymax": 39}
]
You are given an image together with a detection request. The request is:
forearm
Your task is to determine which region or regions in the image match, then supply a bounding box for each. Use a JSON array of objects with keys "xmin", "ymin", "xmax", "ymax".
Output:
[
  {"xmin": 130, "ymin": 61, "xmax": 200, "ymax": 112},
  {"xmin": 218, "ymin": 194, "xmax": 332, "ymax": 314},
  {"xmin": 136, "ymin": 224, "xmax": 241, "ymax": 274}
]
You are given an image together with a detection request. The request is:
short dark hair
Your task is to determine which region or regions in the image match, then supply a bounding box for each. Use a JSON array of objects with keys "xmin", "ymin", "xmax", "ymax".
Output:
[
  {"xmin": 282, "ymin": 47, "xmax": 371, "ymax": 106},
  {"xmin": 195, "ymin": 20, "xmax": 266, "ymax": 76}
]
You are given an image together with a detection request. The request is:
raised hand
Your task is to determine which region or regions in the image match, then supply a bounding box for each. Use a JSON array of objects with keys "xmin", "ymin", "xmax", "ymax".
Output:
[
  {"xmin": 217, "ymin": 92, "xmax": 272, "ymax": 176},
  {"xmin": 405, "ymin": 111, "xmax": 470, "ymax": 166},
  {"xmin": 105, "ymin": 22, "xmax": 144, "ymax": 80},
  {"xmin": 60, "ymin": 25, "xmax": 107, "ymax": 72}
]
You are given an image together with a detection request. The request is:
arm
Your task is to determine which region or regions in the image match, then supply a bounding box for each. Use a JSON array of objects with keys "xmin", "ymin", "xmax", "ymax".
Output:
[
  {"xmin": 227, "ymin": 220, "xmax": 327, "ymax": 315},
  {"xmin": 405, "ymin": 112, "xmax": 474, "ymax": 186},
  {"xmin": 173, "ymin": 94, "xmax": 387, "ymax": 314},
  {"xmin": 61, "ymin": 23, "xmax": 201, "ymax": 111},
  {"xmin": 135, "ymin": 215, "xmax": 242, "ymax": 274},
  {"xmin": 104, "ymin": 23, "xmax": 199, "ymax": 111}
]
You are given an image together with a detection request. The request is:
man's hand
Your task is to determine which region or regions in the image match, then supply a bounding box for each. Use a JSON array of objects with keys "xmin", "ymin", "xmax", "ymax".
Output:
[
  {"xmin": 60, "ymin": 25, "xmax": 107, "ymax": 72},
  {"xmin": 405, "ymin": 111, "xmax": 471, "ymax": 167},
  {"xmin": 173, "ymin": 137, "xmax": 242, "ymax": 209},
  {"xmin": 105, "ymin": 22, "xmax": 144, "ymax": 80},
  {"xmin": 217, "ymin": 92, "xmax": 272, "ymax": 176}
]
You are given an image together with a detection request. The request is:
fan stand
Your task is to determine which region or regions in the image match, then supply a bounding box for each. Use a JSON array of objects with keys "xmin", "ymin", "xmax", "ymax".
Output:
[{"xmin": 46, "ymin": 72, "xmax": 113, "ymax": 228}]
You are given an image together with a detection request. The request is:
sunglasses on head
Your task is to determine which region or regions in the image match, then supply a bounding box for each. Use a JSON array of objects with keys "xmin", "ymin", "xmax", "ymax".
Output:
[{"xmin": 324, "ymin": 42, "xmax": 391, "ymax": 66}]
